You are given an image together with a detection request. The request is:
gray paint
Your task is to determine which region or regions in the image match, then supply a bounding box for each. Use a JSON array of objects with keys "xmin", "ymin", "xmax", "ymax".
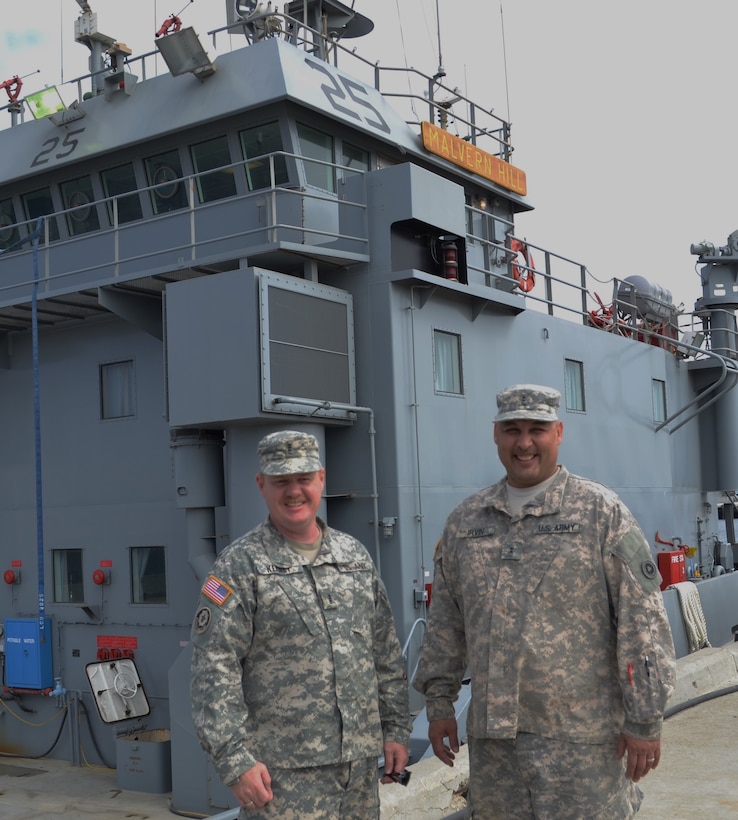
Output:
[{"xmin": 0, "ymin": 4, "xmax": 736, "ymax": 815}]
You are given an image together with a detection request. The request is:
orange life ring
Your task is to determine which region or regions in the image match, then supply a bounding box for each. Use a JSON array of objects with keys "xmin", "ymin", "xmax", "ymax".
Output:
[{"xmin": 509, "ymin": 238, "xmax": 535, "ymax": 292}]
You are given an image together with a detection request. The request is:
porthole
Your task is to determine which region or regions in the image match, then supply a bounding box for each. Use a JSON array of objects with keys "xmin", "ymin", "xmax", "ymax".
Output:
[
  {"xmin": 152, "ymin": 165, "xmax": 180, "ymax": 199},
  {"xmin": 67, "ymin": 190, "xmax": 92, "ymax": 223}
]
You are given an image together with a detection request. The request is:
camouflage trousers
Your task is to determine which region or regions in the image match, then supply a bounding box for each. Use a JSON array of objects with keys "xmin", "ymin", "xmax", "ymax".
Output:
[
  {"xmin": 467, "ymin": 733, "xmax": 643, "ymax": 819},
  {"xmin": 241, "ymin": 757, "xmax": 379, "ymax": 819}
]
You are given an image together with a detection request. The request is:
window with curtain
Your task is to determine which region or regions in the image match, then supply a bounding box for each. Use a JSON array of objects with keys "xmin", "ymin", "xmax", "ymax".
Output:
[
  {"xmin": 434, "ymin": 330, "xmax": 463, "ymax": 395},
  {"xmin": 53, "ymin": 548, "xmax": 84, "ymax": 603},
  {"xmin": 131, "ymin": 546, "xmax": 167, "ymax": 604},
  {"xmin": 100, "ymin": 360, "xmax": 135, "ymax": 420},
  {"xmin": 564, "ymin": 359, "xmax": 585, "ymax": 411}
]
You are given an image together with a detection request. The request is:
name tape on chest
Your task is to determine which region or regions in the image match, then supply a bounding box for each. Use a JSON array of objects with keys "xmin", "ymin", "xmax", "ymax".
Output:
[
  {"xmin": 537, "ymin": 523, "xmax": 581, "ymax": 534},
  {"xmin": 459, "ymin": 526, "xmax": 495, "ymax": 538},
  {"xmin": 256, "ymin": 563, "xmax": 301, "ymax": 576},
  {"xmin": 459, "ymin": 523, "xmax": 581, "ymax": 538},
  {"xmin": 337, "ymin": 560, "xmax": 372, "ymax": 573}
]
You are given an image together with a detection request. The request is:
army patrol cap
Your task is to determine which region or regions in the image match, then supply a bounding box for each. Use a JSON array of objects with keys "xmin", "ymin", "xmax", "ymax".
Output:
[
  {"xmin": 257, "ymin": 430, "xmax": 323, "ymax": 475},
  {"xmin": 494, "ymin": 384, "xmax": 561, "ymax": 423}
]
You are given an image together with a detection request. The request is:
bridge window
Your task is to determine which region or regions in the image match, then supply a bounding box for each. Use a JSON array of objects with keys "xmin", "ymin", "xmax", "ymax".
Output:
[
  {"xmin": 61, "ymin": 175, "xmax": 100, "ymax": 236},
  {"xmin": 240, "ymin": 121, "xmax": 288, "ymax": 190},
  {"xmin": 100, "ymin": 359, "xmax": 136, "ymax": 419},
  {"xmin": 0, "ymin": 198, "xmax": 19, "ymax": 251},
  {"xmin": 53, "ymin": 548, "xmax": 85, "ymax": 603},
  {"xmin": 341, "ymin": 142, "xmax": 369, "ymax": 179},
  {"xmin": 22, "ymin": 187, "xmax": 60, "ymax": 241},
  {"xmin": 130, "ymin": 546, "xmax": 167, "ymax": 604},
  {"xmin": 434, "ymin": 330, "xmax": 464, "ymax": 395},
  {"xmin": 145, "ymin": 149, "xmax": 188, "ymax": 214},
  {"xmin": 297, "ymin": 123, "xmax": 335, "ymax": 192},
  {"xmin": 191, "ymin": 135, "xmax": 237, "ymax": 203},
  {"xmin": 101, "ymin": 163, "xmax": 143, "ymax": 224},
  {"xmin": 564, "ymin": 359, "xmax": 586, "ymax": 412}
]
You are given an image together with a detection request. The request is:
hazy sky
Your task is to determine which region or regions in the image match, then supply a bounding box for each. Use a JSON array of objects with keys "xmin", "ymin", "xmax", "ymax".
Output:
[{"xmin": 2, "ymin": 0, "xmax": 736, "ymax": 315}]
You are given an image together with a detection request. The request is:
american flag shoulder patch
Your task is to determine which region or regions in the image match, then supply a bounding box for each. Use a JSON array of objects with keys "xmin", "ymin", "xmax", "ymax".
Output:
[{"xmin": 202, "ymin": 575, "xmax": 233, "ymax": 606}]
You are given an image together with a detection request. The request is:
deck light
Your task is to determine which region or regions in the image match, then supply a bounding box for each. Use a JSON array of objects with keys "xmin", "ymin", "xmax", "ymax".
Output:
[{"xmin": 155, "ymin": 28, "xmax": 216, "ymax": 80}]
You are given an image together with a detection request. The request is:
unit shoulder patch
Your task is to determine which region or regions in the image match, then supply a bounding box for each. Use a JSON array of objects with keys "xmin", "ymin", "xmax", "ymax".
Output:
[
  {"xmin": 194, "ymin": 605, "xmax": 212, "ymax": 634},
  {"xmin": 641, "ymin": 558, "xmax": 658, "ymax": 580}
]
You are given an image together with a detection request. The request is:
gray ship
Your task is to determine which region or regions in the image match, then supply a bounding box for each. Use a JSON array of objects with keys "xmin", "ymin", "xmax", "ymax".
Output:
[{"xmin": 0, "ymin": 2, "xmax": 736, "ymax": 815}]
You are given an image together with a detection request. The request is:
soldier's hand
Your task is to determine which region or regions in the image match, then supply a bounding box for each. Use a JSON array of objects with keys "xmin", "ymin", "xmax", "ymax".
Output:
[
  {"xmin": 229, "ymin": 762, "xmax": 273, "ymax": 810},
  {"xmin": 429, "ymin": 718, "xmax": 459, "ymax": 767},
  {"xmin": 617, "ymin": 733, "xmax": 661, "ymax": 782}
]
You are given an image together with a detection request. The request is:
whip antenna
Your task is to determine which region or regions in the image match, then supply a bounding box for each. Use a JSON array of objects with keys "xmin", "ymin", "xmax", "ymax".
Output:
[{"xmin": 500, "ymin": 0, "xmax": 511, "ymax": 121}]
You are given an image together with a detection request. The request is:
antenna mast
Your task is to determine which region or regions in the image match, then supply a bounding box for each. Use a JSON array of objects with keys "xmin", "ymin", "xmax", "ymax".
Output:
[{"xmin": 434, "ymin": 0, "xmax": 445, "ymax": 80}]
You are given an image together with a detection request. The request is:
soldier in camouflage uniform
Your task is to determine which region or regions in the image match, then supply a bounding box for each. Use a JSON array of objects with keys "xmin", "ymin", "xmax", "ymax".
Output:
[
  {"xmin": 190, "ymin": 430, "xmax": 411, "ymax": 818},
  {"xmin": 414, "ymin": 384, "xmax": 676, "ymax": 819}
]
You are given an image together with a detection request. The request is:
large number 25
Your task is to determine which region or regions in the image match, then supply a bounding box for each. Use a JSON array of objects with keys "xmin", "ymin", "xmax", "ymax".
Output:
[
  {"xmin": 31, "ymin": 127, "xmax": 86, "ymax": 168},
  {"xmin": 306, "ymin": 61, "xmax": 390, "ymax": 135}
]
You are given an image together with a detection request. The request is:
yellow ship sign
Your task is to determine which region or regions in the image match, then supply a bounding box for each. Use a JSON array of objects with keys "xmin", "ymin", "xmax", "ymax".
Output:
[{"xmin": 421, "ymin": 121, "xmax": 527, "ymax": 196}]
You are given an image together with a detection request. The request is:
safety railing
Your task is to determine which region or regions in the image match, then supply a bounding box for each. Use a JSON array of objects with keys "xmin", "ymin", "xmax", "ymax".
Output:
[
  {"xmin": 0, "ymin": 151, "xmax": 369, "ymax": 302},
  {"xmin": 1, "ymin": 10, "xmax": 513, "ymax": 160}
]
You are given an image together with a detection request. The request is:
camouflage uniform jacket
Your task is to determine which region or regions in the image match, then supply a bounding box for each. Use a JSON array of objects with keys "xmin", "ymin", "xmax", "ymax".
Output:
[
  {"xmin": 190, "ymin": 519, "xmax": 411, "ymax": 786},
  {"xmin": 414, "ymin": 466, "xmax": 675, "ymax": 744}
]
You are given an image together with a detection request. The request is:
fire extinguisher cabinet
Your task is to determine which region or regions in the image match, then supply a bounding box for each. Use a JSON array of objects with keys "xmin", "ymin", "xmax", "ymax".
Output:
[{"xmin": 657, "ymin": 549, "xmax": 687, "ymax": 591}]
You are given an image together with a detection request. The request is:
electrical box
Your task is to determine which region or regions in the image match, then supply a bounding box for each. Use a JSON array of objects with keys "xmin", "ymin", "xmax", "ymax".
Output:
[{"xmin": 3, "ymin": 618, "xmax": 53, "ymax": 689}]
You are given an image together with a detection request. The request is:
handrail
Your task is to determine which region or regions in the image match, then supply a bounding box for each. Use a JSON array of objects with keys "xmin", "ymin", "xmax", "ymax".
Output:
[
  {"xmin": 1, "ymin": 10, "xmax": 513, "ymax": 159},
  {"xmin": 401, "ymin": 617, "xmax": 427, "ymax": 687},
  {"xmin": 0, "ymin": 150, "xmax": 369, "ymax": 297}
]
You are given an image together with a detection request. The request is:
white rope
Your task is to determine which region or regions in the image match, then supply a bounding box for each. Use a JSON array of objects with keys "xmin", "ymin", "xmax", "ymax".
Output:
[{"xmin": 669, "ymin": 581, "xmax": 711, "ymax": 652}]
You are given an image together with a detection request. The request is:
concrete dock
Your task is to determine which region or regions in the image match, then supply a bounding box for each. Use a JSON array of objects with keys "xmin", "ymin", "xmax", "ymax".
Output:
[{"xmin": 2, "ymin": 644, "xmax": 737, "ymax": 819}]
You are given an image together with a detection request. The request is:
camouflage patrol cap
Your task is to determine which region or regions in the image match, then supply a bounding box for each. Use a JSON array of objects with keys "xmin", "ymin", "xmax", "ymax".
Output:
[
  {"xmin": 257, "ymin": 430, "xmax": 323, "ymax": 475},
  {"xmin": 494, "ymin": 384, "xmax": 561, "ymax": 423}
]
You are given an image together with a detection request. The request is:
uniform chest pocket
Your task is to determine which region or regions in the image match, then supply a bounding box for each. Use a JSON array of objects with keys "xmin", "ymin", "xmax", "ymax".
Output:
[
  {"xmin": 256, "ymin": 570, "xmax": 323, "ymax": 637},
  {"xmin": 312, "ymin": 564, "xmax": 375, "ymax": 640},
  {"xmin": 460, "ymin": 538, "xmax": 501, "ymax": 597}
]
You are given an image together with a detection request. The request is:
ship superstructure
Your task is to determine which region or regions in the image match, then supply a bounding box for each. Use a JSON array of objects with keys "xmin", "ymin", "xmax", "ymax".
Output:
[{"xmin": 0, "ymin": 2, "xmax": 736, "ymax": 814}]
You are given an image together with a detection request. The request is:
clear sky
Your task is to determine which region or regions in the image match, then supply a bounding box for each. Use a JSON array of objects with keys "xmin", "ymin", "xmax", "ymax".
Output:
[{"xmin": 2, "ymin": 0, "xmax": 736, "ymax": 316}]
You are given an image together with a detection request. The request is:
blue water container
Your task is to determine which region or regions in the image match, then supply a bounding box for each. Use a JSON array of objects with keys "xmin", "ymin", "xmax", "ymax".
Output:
[{"xmin": 4, "ymin": 618, "xmax": 53, "ymax": 689}]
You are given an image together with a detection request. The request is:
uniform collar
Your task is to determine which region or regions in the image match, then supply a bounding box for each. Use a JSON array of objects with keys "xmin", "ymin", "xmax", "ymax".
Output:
[
  {"xmin": 488, "ymin": 465, "xmax": 569, "ymax": 516},
  {"xmin": 261, "ymin": 517, "xmax": 364, "ymax": 568}
]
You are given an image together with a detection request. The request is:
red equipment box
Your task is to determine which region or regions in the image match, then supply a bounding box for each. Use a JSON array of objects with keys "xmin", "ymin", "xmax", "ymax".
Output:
[{"xmin": 657, "ymin": 548, "xmax": 686, "ymax": 591}]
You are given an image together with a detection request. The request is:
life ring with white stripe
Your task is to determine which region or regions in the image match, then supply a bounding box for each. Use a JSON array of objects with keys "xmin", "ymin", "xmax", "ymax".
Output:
[{"xmin": 509, "ymin": 238, "xmax": 535, "ymax": 292}]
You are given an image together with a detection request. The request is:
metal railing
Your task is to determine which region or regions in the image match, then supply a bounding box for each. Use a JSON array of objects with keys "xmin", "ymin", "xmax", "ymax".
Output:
[
  {"xmin": 0, "ymin": 151, "xmax": 369, "ymax": 302},
  {"xmin": 1, "ymin": 10, "xmax": 513, "ymax": 160}
]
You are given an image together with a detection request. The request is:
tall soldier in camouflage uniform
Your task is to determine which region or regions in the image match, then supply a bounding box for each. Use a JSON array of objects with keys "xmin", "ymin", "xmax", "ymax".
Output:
[
  {"xmin": 414, "ymin": 384, "xmax": 676, "ymax": 819},
  {"xmin": 190, "ymin": 430, "xmax": 411, "ymax": 818}
]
